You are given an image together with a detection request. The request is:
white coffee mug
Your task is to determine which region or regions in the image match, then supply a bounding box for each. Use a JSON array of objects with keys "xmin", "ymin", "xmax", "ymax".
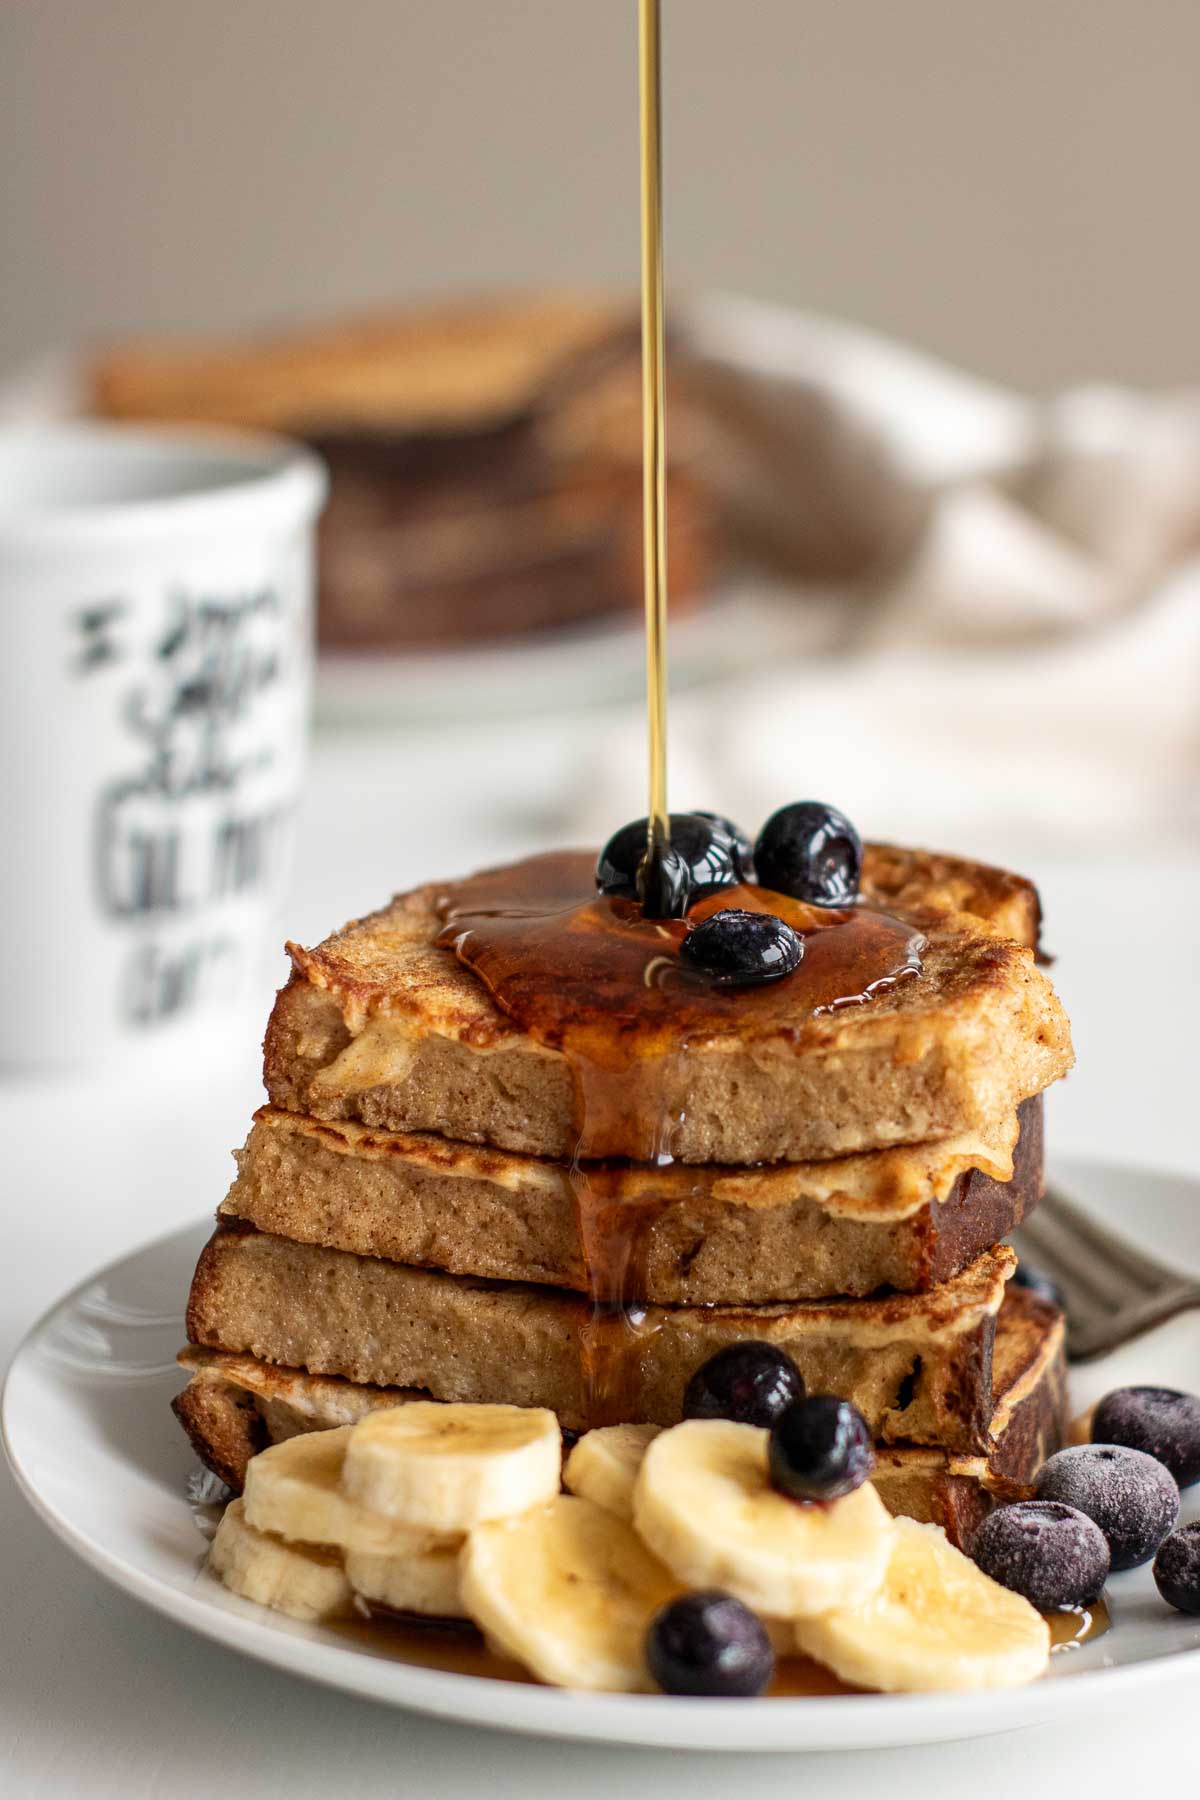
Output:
[{"xmin": 0, "ymin": 423, "xmax": 327, "ymax": 1068}]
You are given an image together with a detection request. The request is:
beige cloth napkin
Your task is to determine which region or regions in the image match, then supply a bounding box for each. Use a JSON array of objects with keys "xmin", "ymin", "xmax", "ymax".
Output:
[{"xmin": 572, "ymin": 296, "xmax": 1200, "ymax": 850}]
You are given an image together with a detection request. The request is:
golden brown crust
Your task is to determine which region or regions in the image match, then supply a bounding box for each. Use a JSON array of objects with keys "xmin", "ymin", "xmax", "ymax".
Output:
[
  {"xmin": 92, "ymin": 298, "xmax": 718, "ymax": 653},
  {"xmin": 171, "ymin": 1372, "xmax": 265, "ymax": 1492},
  {"xmin": 860, "ymin": 844, "xmax": 1042, "ymax": 955}
]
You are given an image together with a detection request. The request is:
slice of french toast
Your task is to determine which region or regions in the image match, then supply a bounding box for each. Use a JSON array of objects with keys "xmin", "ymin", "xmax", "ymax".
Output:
[
  {"xmin": 184, "ymin": 1224, "xmax": 1016, "ymax": 1448},
  {"xmin": 220, "ymin": 1096, "xmax": 1042, "ymax": 1304},
  {"xmin": 263, "ymin": 845, "xmax": 1070, "ymax": 1164}
]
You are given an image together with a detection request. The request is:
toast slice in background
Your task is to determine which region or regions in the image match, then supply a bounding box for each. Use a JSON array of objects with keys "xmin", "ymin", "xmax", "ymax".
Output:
[
  {"xmin": 89, "ymin": 295, "xmax": 715, "ymax": 650},
  {"xmin": 90, "ymin": 294, "xmax": 639, "ymax": 435}
]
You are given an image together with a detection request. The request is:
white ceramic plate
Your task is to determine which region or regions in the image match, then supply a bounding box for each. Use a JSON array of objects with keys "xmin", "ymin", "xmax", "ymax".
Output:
[{"xmin": 5, "ymin": 1155, "xmax": 1200, "ymax": 1752}]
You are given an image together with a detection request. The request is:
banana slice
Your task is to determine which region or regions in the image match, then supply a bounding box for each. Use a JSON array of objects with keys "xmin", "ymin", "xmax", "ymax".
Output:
[
  {"xmin": 242, "ymin": 1426, "xmax": 440, "ymax": 1557},
  {"xmin": 209, "ymin": 1499, "xmax": 353, "ymax": 1623},
  {"xmin": 342, "ymin": 1401, "xmax": 561, "ymax": 1532},
  {"xmin": 460, "ymin": 1494, "xmax": 679, "ymax": 1691},
  {"xmin": 793, "ymin": 1517, "xmax": 1050, "ymax": 1692},
  {"xmin": 243, "ymin": 1426, "xmax": 355, "ymax": 1545},
  {"xmin": 563, "ymin": 1423, "xmax": 662, "ymax": 1522},
  {"xmin": 633, "ymin": 1419, "xmax": 894, "ymax": 1619},
  {"xmin": 346, "ymin": 1542, "xmax": 466, "ymax": 1619}
]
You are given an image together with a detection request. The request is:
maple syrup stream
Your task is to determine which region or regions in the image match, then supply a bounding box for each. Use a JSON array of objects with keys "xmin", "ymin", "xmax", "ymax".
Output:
[{"xmin": 433, "ymin": 6, "xmax": 924, "ymax": 1422}]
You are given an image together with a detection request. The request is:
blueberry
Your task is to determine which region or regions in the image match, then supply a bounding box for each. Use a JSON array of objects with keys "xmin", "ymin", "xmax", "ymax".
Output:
[
  {"xmin": 646, "ymin": 1591, "xmax": 775, "ymax": 1697},
  {"xmin": 970, "ymin": 1500, "xmax": 1109, "ymax": 1610},
  {"xmin": 692, "ymin": 812, "xmax": 754, "ymax": 879},
  {"xmin": 1153, "ymin": 1522, "xmax": 1200, "ymax": 1615},
  {"xmin": 680, "ymin": 909, "xmax": 803, "ymax": 986},
  {"xmin": 1011, "ymin": 1262, "xmax": 1065, "ymax": 1311},
  {"xmin": 768, "ymin": 1396, "xmax": 875, "ymax": 1503},
  {"xmin": 754, "ymin": 802, "xmax": 863, "ymax": 905},
  {"xmin": 682, "ymin": 1342, "xmax": 805, "ymax": 1430},
  {"xmin": 596, "ymin": 813, "xmax": 743, "ymax": 912},
  {"xmin": 638, "ymin": 842, "xmax": 691, "ymax": 920},
  {"xmin": 1091, "ymin": 1386, "xmax": 1200, "ymax": 1489},
  {"xmin": 1035, "ymin": 1444, "xmax": 1180, "ymax": 1570}
]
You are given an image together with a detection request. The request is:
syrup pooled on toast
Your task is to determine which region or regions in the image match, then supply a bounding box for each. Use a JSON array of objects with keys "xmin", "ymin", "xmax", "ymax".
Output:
[{"xmin": 435, "ymin": 850, "xmax": 924, "ymax": 1421}]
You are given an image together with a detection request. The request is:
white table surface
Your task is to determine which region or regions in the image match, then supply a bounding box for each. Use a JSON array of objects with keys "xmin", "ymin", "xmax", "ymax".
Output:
[{"xmin": 4, "ymin": 717, "xmax": 1200, "ymax": 1797}]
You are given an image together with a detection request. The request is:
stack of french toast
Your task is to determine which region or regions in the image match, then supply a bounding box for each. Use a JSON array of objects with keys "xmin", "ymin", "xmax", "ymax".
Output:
[
  {"xmin": 175, "ymin": 828, "xmax": 1074, "ymax": 1549},
  {"xmin": 91, "ymin": 295, "xmax": 712, "ymax": 649}
]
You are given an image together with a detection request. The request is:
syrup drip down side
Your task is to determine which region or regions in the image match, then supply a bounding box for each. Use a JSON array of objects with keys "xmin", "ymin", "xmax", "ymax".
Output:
[
  {"xmin": 435, "ymin": 845, "xmax": 926, "ymax": 1421},
  {"xmin": 433, "ymin": 849, "xmax": 925, "ymax": 1165}
]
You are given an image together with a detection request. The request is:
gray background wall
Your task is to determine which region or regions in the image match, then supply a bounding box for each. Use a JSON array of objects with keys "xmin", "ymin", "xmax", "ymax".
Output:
[{"xmin": 2, "ymin": 0, "xmax": 1195, "ymax": 392}]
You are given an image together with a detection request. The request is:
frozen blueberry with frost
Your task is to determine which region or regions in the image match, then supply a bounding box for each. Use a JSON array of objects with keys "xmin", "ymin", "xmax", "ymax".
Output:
[
  {"xmin": 683, "ymin": 1342, "xmax": 805, "ymax": 1430},
  {"xmin": 1035, "ymin": 1444, "xmax": 1180, "ymax": 1570},
  {"xmin": 680, "ymin": 909, "xmax": 803, "ymax": 986},
  {"xmin": 1153, "ymin": 1522, "xmax": 1200, "ymax": 1616},
  {"xmin": 753, "ymin": 802, "xmax": 863, "ymax": 905},
  {"xmin": 970, "ymin": 1500, "xmax": 1109, "ymax": 1610},
  {"xmin": 769, "ymin": 1395, "xmax": 875, "ymax": 1503},
  {"xmin": 1091, "ymin": 1386, "xmax": 1200, "ymax": 1489},
  {"xmin": 647, "ymin": 1591, "xmax": 775, "ymax": 1697}
]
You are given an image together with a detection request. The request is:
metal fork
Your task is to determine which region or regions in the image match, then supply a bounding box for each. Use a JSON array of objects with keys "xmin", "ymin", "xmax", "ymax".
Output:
[{"xmin": 1011, "ymin": 1186, "xmax": 1200, "ymax": 1361}]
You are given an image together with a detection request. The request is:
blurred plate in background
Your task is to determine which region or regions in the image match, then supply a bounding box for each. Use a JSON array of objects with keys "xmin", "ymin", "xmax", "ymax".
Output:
[{"xmin": 314, "ymin": 578, "xmax": 825, "ymax": 723}]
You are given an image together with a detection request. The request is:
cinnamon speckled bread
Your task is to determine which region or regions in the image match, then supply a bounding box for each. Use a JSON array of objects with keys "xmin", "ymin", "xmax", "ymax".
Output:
[
  {"xmin": 220, "ymin": 1096, "xmax": 1042, "ymax": 1304},
  {"xmin": 184, "ymin": 1224, "xmax": 1015, "ymax": 1447},
  {"xmin": 173, "ymin": 1286, "xmax": 1064, "ymax": 1544},
  {"xmin": 263, "ymin": 846, "xmax": 1071, "ymax": 1164}
]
